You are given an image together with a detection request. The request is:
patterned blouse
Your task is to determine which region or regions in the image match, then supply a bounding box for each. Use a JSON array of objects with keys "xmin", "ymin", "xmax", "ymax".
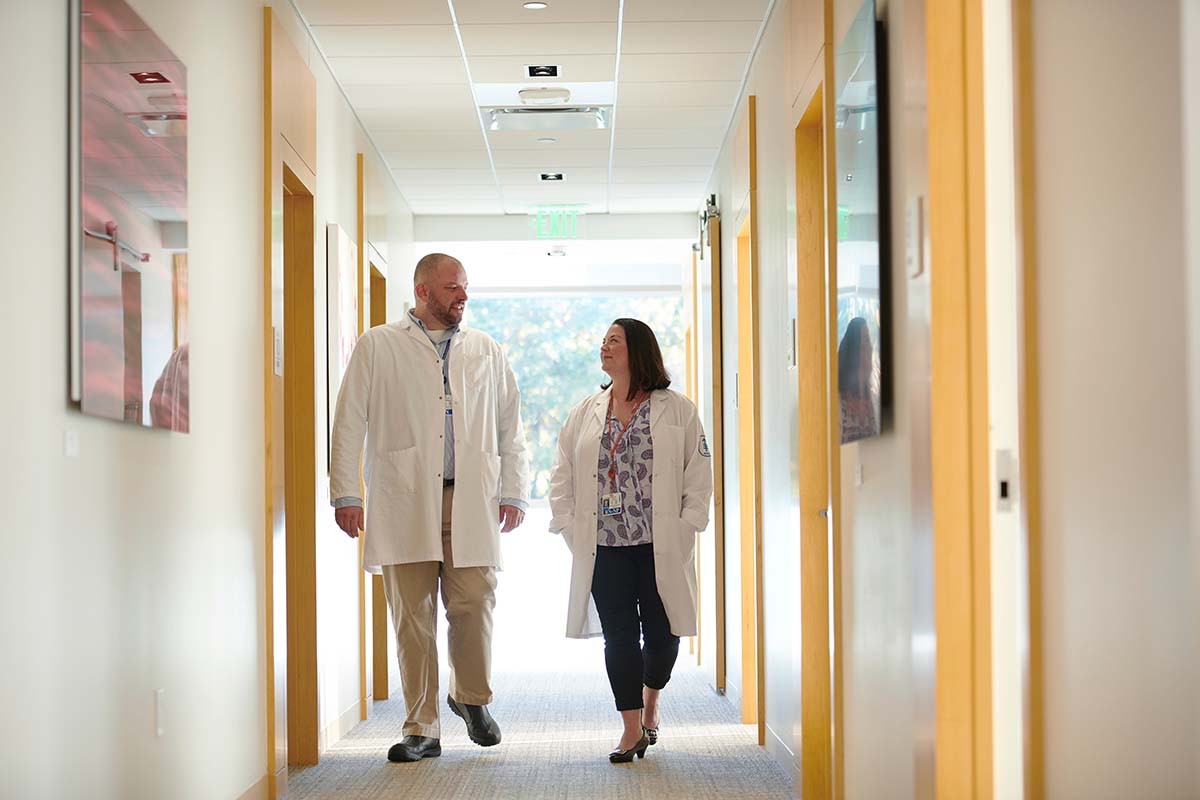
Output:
[{"xmin": 596, "ymin": 399, "xmax": 654, "ymax": 546}]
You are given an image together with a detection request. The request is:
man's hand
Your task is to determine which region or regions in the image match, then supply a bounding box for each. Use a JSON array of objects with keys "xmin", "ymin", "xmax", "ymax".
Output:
[
  {"xmin": 499, "ymin": 504, "xmax": 525, "ymax": 533},
  {"xmin": 335, "ymin": 506, "xmax": 364, "ymax": 539}
]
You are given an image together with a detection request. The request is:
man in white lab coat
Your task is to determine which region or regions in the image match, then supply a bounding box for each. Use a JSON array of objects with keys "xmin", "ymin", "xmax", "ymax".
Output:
[{"xmin": 330, "ymin": 253, "xmax": 530, "ymax": 763}]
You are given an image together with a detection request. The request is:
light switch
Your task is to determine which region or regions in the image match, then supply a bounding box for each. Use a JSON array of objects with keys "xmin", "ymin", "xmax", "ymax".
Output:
[{"xmin": 64, "ymin": 430, "xmax": 80, "ymax": 458}]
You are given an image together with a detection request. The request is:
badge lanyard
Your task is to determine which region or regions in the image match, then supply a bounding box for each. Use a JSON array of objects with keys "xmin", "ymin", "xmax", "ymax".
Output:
[{"xmin": 601, "ymin": 396, "xmax": 646, "ymax": 517}]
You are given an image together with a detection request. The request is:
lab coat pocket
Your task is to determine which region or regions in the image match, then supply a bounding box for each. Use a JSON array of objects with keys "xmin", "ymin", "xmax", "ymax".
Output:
[
  {"xmin": 676, "ymin": 516, "xmax": 697, "ymax": 558},
  {"xmin": 379, "ymin": 445, "xmax": 419, "ymax": 496}
]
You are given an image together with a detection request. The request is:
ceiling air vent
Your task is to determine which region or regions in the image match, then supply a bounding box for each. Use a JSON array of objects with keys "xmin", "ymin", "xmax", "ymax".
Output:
[
  {"xmin": 526, "ymin": 64, "xmax": 559, "ymax": 78},
  {"xmin": 486, "ymin": 107, "xmax": 610, "ymax": 132}
]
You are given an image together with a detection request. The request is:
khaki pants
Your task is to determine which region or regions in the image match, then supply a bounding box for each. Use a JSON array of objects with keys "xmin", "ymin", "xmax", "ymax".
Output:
[{"xmin": 380, "ymin": 486, "xmax": 497, "ymax": 738}]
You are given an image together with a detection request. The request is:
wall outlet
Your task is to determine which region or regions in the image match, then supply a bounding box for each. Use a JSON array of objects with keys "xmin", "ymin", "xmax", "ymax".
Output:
[
  {"xmin": 155, "ymin": 689, "xmax": 165, "ymax": 737},
  {"xmin": 64, "ymin": 430, "xmax": 80, "ymax": 458}
]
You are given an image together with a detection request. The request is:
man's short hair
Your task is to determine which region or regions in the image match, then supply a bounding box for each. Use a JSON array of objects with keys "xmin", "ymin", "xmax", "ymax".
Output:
[{"xmin": 414, "ymin": 253, "xmax": 461, "ymax": 285}]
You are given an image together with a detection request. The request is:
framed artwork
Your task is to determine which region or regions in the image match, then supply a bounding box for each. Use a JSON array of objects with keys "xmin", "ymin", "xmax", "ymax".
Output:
[
  {"xmin": 326, "ymin": 223, "xmax": 359, "ymax": 468},
  {"xmin": 834, "ymin": 0, "xmax": 890, "ymax": 444},
  {"xmin": 69, "ymin": 0, "xmax": 189, "ymax": 431}
]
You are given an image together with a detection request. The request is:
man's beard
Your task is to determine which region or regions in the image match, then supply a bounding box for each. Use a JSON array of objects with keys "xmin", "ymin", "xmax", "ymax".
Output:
[{"xmin": 429, "ymin": 297, "xmax": 463, "ymax": 327}]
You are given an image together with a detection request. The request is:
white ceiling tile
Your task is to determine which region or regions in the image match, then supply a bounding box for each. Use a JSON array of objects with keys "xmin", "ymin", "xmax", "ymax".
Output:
[
  {"xmin": 503, "ymin": 200, "xmax": 607, "ymax": 214},
  {"xmin": 467, "ymin": 54, "xmax": 616, "ymax": 83},
  {"xmin": 610, "ymin": 183, "xmax": 707, "ymax": 199},
  {"xmin": 344, "ymin": 83, "xmax": 476, "ymax": 110},
  {"xmin": 612, "ymin": 147, "xmax": 719, "ymax": 167},
  {"xmin": 616, "ymin": 106, "xmax": 730, "ymax": 129},
  {"xmin": 327, "ymin": 56, "xmax": 468, "ymax": 85},
  {"xmin": 610, "ymin": 165, "xmax": 712, "ymax": 184},
  {"xmin": 617, "ymin": 81, "xmax": 741, "ymax": 106},
  {"xmin": 487, "ymin": 129, "xmax": 611, "ymax": 150},
  {"xmin": 496, "ymin": 167, "xmax": 609, "ymax": 185},
  {"xmin": 396, "ymin": 183, "xmax": 501, "ymax": 200},
  {"xmin": 310, "ymin": 25, "xmax": 460, "ymax": 57},
  {"xmin": 620, "ymin": 53, "xmax": 748, "ymax": 83},
  {"xmin": 622, "ymin": 0, "xmax": 769, "ymax": 22},
  {"xmin": 621, "ymin": 21, "xmax": 760, "ymax": 54},
  {"xmin": 393, "ymin": 168, "xmax": 498, "ymax": 186},
  {"xmin": 358, "ymin": 106, "xmax": 483, "ymax": 131},
  {"xmin": 296, "ymin": 0, "xmax": 451, "ymax": 25},
  {"xmin": 608, "ymin": 197, "xmax": 703, "ymax": 213},
  {"xmin": 460, "ymin": 23, "xmax": 617, "ymax": 56},
  {"xmin": 492, "ymin": 149, "xmax": 610, "ymax": 168},
  {"xmin": 410, "ymin": 198, "xmax": 505, "ymax": 214},
  {"xmin": 452, "ymin": 0, "xmax": 617, "ymax": 25},
  {"xmin": 614, "ymin": 128, "xmax": 725, "ymax": 149},
  {"xmin": 374, "ymin": 131, "xmax": 486, "ymax": 150},
  {"xmin": 385, "ymin": 150, "xmax": 494, "ymax": 169},
  {"xmin": 502, "ymin": 186, "xmax": 608, "ymax": 209}
]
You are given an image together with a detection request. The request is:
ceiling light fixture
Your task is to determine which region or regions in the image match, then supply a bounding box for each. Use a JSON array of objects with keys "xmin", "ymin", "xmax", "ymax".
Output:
[
  {"xmin": 536, "ymin": 137, "xmax": 558, "ymax": 144},
  {"xmin": 487, "ymin": 107, "xmax": 610, "ymax": 132},
  {"xmin": 540, "ymin": 173, "xmax": 564, "ymax": 182},
  {"xmin": 519, "ymin": 87, "xmax": 571, "ymax": 106},
  {"xmin": 523, "ymin": 2, "xmax": 549, "ymax": 9},
  {"xmin": 526, "ymin": 65, "xmax": 559, "ymax": 78}
]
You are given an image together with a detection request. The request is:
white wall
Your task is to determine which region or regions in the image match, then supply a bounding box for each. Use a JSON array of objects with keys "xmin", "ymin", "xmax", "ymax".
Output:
[
  {"xmin": 0, "ymin": 0, "xmax": 264, "ymax": 796},
  {"xmin": 700, "ymin": 0, "xmax": 929, "ymax": 790},
  {"xmin": 1033, "ymin": 2, "xmax": 1199, "ymax": 796},
  {"xmin": 0, "ymin": 0, "xmax": 413, "ymax": 796}
]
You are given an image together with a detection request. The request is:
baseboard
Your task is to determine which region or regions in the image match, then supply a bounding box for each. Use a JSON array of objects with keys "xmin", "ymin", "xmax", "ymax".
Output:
[
  {"xmin": 319, "ymin": 700, "xmax": 364, "ymax": 752},
  {"xmin": 765, "ymin": 722, "xmax": 799, "ymax": 787},
  {"xmin": 236, "ymin": 771, "xmax": 276, "ymax": 800}
]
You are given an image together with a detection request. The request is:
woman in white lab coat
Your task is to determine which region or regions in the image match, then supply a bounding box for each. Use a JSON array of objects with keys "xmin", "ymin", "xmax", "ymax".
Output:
[{"xmin": 548, "ymin": 318, "xmax": 713, "ymax": 763}]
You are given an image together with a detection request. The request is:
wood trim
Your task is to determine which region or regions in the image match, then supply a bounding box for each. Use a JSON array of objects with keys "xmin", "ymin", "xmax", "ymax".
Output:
[
  {"xmin": 356, "ymin": 153, "xmax": 367, "ymax": 723},
  {"xmin": 283, "ymin": 171, "xmax": 318, "ymax": 766},
  {"xmin": 707, "ymin": 214, "xmax": 727, "ymax": 695},
  {"xmin": 795, "ymin": 84, "xmax": 834, "ymax": 800},
  {"xmin": 368, "ymin": 268, "xmax": 390, "ymax": 702},
  {"xmin": 927, "ymin": 0, "xmax": 994, "ymax": 796},
  {"xmin": 1011, "ymin": 0, "xmax": 1043, "ymax": 795}
]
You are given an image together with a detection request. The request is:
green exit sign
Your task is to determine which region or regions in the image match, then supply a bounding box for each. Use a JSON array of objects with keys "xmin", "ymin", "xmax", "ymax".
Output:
[{"xmin": 529, "ymin": 206, "xmax": 584, "ymax": 239}]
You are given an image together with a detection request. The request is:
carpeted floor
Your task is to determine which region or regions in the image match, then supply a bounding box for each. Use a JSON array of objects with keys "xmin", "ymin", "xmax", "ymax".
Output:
[{"xmin": 288, "ymin": 664, "xmax": 794, "ymax": 800}]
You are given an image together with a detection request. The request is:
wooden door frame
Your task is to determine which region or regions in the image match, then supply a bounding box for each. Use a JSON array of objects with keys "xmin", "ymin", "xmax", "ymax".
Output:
[
  {"xmin": 706, "ymin": 211, "xmax": 728, "ymax": 695},
  {"xmin": 794, "ymin": 81, "xmax": 839, "ymax": 800},
  {"xmin": 368, "ymin": 264, "xmax": 390, "ymax": 703},
  {"xmin": 263, "ymin": 8, "xmax": 318, "ymax": 794},
  {"xmin": 927, "ymin": 0, "xmax": 994, "ymax": 797}
]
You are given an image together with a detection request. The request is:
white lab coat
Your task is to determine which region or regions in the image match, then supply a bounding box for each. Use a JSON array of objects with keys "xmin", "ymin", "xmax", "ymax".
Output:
[
  {"xmin": 548, "ymin": 387, "xmax": 713, "ymax": 639},
  {"xmin": 330, "ymin": 316, "xmax": 530, "ymax": 572}
]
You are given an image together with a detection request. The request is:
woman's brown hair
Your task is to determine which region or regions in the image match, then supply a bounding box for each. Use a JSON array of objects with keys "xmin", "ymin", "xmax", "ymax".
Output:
[{"xmin": 603, "ymin": 318, "xmax": 672, "ymax": 401}]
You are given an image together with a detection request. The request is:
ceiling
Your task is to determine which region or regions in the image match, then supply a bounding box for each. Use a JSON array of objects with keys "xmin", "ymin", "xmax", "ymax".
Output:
[{"xmin": 294, "ymin": 0, "xmax": 771, "ymax": 216}]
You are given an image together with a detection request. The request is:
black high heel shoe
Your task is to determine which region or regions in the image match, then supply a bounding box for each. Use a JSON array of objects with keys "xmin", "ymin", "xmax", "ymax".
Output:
[
  {"xmin": 609, "ymin": 733, "xmax": 650, "ymax": 763},
  {"xmin": 642, "ymin": 724, "xmax": 658, "ymax": 747}
]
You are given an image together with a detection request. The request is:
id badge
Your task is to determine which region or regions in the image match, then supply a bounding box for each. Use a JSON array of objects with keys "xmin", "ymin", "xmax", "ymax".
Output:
[
  {"xmin": 601, "ymin": 492, "xmax": 624, "ymax": 517},
  {"xmin": 444, "ymin": 395, "xmax": 453, "ymax": 417}
]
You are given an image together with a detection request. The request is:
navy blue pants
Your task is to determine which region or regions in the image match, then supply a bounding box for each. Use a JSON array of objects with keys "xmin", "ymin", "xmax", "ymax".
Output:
[{"xmin": 590, "ymin": 544, "xmax": 681, "ymax": 711}]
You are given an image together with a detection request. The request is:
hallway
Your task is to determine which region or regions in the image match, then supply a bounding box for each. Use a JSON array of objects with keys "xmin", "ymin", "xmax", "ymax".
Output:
[
  {"xmin": 289, "ymin": 664, "xmax": 791, "ymax": 800},
  {"xmin": 290, "ymin": 509, "xmax": 791, "ymax": 800}
]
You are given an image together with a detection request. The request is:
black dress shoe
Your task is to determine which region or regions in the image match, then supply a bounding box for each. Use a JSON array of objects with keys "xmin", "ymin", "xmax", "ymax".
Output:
[
  {"xmin": 609, "ymin": 733, "xmax": 650, "ymax": 763},
  {"xmin": 447, "ymin": 694, "xmax": 502, "ymax": 747},
  {"xmin": 387, "ymin": 735, "xmax": 441, "ymax": 763}
]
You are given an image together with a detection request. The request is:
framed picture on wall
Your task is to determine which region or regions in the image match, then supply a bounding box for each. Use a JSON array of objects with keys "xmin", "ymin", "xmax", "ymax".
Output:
[
  {"xmin": 69, "ymin": 0, "xmax": 190, "ymax": 432},
  {"xmin": 834, "ymin": 0, "xmax": 890, "ymax": 444},
  {"xmin": 326, "ymin": 223, "xmax": 358, "ymax": 469}
]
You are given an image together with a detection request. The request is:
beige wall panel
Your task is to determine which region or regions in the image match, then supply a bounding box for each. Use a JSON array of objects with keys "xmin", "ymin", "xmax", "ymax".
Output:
[{"xmin": 1031, "ymin": 2, "xmax": 1198, "ymax": 797}]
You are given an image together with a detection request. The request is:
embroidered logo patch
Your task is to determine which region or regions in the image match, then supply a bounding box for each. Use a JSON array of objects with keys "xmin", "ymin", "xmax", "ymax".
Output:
[{"xmin": 699, "ymin": 435, "xmax": 711, "ymax": 458}]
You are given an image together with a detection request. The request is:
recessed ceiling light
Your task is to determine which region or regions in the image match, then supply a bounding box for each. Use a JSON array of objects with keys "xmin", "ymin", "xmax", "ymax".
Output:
[
  {"xmin": 523, "ymin": 2, "xmax": 549, "ymax": 9},
  {"xmin": 540, "ymin": 173, "xmax": 564, "ymax": 182},
  {"xmin": 526, "ymin": 65, "xmax": 559, "ymax": 78},
  {"xmin": 536, "ymin": 137, "xmax": 558, "ymax": 144}
]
